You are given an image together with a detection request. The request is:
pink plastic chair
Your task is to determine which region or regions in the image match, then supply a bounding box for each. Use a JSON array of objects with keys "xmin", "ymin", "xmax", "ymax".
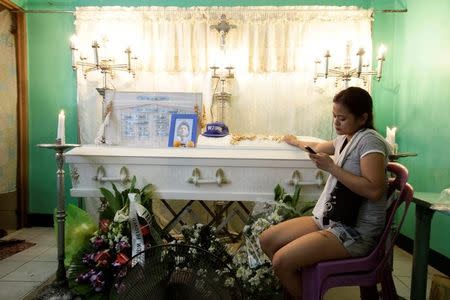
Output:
[{"xmin": 301, "ymin": 162, "xmax": 413, "ymax": 300}]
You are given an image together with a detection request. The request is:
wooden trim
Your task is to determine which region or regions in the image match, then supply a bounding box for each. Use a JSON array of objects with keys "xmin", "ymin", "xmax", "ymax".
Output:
[
  {"xmin": 0, "ymin": 0, "xmax": 29, "ymax": 228},
  {"xmin": 16, "ymin": 9, "xmax": 28, "ymax": 229},
  {"xmin": 0, "ymin": 0, "xmax": 18, "ymax": 10}
]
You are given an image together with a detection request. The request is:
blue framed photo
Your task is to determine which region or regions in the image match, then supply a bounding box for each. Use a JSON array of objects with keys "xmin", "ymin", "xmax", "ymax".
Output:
[{"xmin": 168, "ymin": 113, "xmax": 198, "ymax": 147}]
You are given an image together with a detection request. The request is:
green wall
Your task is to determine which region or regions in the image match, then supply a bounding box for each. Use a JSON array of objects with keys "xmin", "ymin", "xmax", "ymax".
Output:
[
  {"xmin": 27, "ymin": 13, "xmax": 78, "ymax": 213},
  {"xmin": 24, "ymin": 0, "xmax": 449, "ymax": 258},
  {"xmin": 11, "ymin": 0, "xmax": 26, "ymax": 7},
  {"xmin": 372, "ymin": 0, "xmax": 450, "ymax": 257}
]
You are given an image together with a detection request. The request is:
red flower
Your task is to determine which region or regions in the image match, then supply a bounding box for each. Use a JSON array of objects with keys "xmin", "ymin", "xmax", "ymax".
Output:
[
  {"xmin": 113, "ymin": 253, "xmax": 130, "ymax": 267},
  {"xmin": 99, "ymin": 219, "xmax": 111, "ymax": 233},
  {"xmin": 95, "ymin": 250, "xmax": 111, "ymax": 267},
  {"xmin": 140, "ymin": 224, "xmax": 150, "ymax": 237}
]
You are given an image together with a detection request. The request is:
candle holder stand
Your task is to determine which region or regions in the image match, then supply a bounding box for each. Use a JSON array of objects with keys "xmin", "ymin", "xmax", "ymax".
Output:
[{"xmin": 35, "ymin": 141, "xmax": 80, "ymax": 299}]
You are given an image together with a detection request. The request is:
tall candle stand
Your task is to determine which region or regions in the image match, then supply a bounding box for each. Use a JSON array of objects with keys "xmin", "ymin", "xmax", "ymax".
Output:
[{"xmin": 36, "ymin": 141, "xmax": 80, "ymax": 299}]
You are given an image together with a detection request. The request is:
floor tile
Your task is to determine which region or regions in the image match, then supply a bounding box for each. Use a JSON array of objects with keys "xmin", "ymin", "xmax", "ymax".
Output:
[
  {"xmin": 394, "ymin": 276, "xmax": 410, "ymax": 300},
  {"xmin": 324, "ymin": 286, "xmax": 360, "ymax": 300},
  {"xmin": 32, "ymin": 247, "xmax": 57, "ymax": 262},
  {"xmin": 393, "ymin": 256, "xmax": 413, "ymax": 277},
  {"xmin": 0, "ymin": 261, "xmax": 57, "ymax": 282},
  {"xmin": 0, "ymin": 260, "xmax": 26, "ymax": 278},
  {"xmin": 0, "ymin": 281, "xmax": 41, "ymax": 300},
  {"xmin": 2, "ymin": 245, "xmax": 49, "ymax": 263}
]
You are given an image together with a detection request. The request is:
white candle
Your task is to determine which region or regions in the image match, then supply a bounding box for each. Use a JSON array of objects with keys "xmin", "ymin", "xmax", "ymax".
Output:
[
  {"xmin": 70, "ymin": 35, "xmax": 78, "ymax": 69},
  {"xmin": 92, "ymin": 40, "xmax": 99, "ymax": 66},
  {"xmin": 69, "ymin": 35, "xmax": 78, "ymax": 49},
  {"xmin": 324, "ymin": 50, "xmax": 330, "ymax": 78},
  {"xmin": 314, "ymin": 59, "xmax": 320, "ymax": 79},
  {"xmin": 125, "ymin": 47, "xmax": 132, "ymax": 71},
  {"xmin": 377, "ymin": 59, "xmax": 384, "ymax": 80},
  {"xmin": 357, "ymin": 48, "xmax": 365, "ymax": 76},
  {"xmin": 377, "ymin": 45, "xmax": 386, "ymax": 80},
  {"xmin": 57, "ymin": 110, "xmax": 65, "ymax": 144},
  {"xmin": 71, "ymin": 48, "xmax": 76, "ymax": 69}
]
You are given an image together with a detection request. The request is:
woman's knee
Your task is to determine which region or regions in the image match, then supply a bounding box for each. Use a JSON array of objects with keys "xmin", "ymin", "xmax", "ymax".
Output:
[
  {"xmin": 259, "ymin": 230, "xmax": 272, "ymax": 255},
  {"xmin": 272, "ymin": 250, "xmax": 295, "ymax": 276}
]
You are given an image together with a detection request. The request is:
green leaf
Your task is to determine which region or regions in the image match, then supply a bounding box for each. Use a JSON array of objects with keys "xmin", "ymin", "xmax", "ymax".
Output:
[
  {"xmin": 70, "ymin": 282, "xmax": 92, "ymax": 296},
  {"xmin": 112, "ymin": 184, "xmax": 125, "ymax": 209},
  {"xmin": 100, "ymin": 187, "xmax": 121, "ymax": 213},
  {"xmin": 292, "ymin": 185, "xmax": 302, "ymax": 208},
  {"xmin": 283, "ymin": 195, "xmax": 293, "ymax": 205},
  {"xmin": 274, "ymin": 184, "xmax": 284, "ymax": 201},
  {"xmin": 130, "ymin": 176, "xmax": 137, "ymax": 190},
  {"xmin": 139, "ymin": 184, "xmax": 154, "ymax": 209}
]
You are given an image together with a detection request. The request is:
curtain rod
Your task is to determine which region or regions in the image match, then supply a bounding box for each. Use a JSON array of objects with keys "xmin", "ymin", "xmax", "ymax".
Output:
[{"xmin": 12, "ymin": 8, "xmax": 407, "ymax": 14}]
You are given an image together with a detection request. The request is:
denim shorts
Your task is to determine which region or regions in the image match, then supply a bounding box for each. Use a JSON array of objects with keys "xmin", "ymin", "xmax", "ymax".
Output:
[{"xmin": 313, "ymin": 216, "xmax": 373, "ymax": 257}]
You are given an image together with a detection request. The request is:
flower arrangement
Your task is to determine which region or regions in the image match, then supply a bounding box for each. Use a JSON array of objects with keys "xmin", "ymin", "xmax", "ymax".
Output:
[
  {"xmin": 67, "ymin": 177, "xmax": 159, "ymax": 299},
  {"xmin": 231, "ymin": 184, "xmax": 314, "ymax": 299},
  {"xmin": 66, "ymin": 178, "xmax": 313, "ymax": 299},
  {"xmin": 164, "ymin": 224, "xmax": 238, "ymax": 289},
  {"xmin": 109, "ymin": 223, "xmax": 242, "ymax": 299}
]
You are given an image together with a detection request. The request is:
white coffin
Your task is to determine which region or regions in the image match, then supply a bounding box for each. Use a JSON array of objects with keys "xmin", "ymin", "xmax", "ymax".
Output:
[{"xmin": 65, "ymin": 145, "xmax": 326, "ymax": 203}]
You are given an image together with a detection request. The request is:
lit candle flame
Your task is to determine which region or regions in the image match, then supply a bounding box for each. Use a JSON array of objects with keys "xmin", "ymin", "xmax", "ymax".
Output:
[{"xmin": 377, "ymin": 44, "xmax": 387, "ymax": 60}]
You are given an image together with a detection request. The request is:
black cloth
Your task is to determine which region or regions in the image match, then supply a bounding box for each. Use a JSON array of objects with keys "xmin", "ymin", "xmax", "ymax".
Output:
[{"xmin": 323, "ymin": 138, "xmax": 364, "ymax": 226}]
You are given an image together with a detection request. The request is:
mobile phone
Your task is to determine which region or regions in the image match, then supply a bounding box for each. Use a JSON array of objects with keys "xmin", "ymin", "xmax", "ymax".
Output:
[{"xmin": 304, "ymin": 146, "xmax": 317, "ymax": 154}]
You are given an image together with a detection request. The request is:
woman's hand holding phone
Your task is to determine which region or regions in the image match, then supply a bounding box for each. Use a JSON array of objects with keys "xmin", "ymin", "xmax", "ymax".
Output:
[{"xmin": 304, "ymin": 146, "xmax": 317, "ymax": 154}]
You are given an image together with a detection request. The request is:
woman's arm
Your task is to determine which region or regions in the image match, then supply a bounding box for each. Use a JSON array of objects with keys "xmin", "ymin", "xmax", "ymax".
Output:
[
  {"xmin": 310, "ymin": 152, "xmax": 387, "ymax": 202},
  {"xmin": 284, "ymin": 135, "xmax": 335, "ymax": 155}
]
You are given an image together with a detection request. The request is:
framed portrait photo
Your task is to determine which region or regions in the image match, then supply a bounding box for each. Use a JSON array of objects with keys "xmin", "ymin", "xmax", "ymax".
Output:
[{"xmin": 168, "ymin": 113, "xmax": 198, "ymax": 147}]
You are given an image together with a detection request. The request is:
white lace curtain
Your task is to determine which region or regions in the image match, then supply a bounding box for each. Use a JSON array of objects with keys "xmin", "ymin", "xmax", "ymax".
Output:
[{"xmin": 75, "ymin": 6, "xmax": 373, "ymax": 144}]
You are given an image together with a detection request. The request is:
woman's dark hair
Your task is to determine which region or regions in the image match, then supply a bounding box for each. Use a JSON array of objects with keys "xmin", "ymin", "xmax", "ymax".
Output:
[{"xmin": 333, "ymin": 87, "xmax": 374, "ymax": 130}]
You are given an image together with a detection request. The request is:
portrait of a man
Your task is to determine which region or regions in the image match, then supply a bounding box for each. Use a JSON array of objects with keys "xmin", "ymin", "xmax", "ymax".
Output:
[
  {"xmin": 175, "ymin": 120, "xmax": 192, "ymax": 145},
  {"xmin": 168, "ymin": 114, "xmax": 198, "ymax": 147}
]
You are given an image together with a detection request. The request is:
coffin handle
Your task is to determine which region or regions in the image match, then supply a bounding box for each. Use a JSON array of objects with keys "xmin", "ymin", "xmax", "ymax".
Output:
[
  {"xmin": 286, "ymin": 170, "xmax": 325, "ymax": 186},
  {"xmin": 187, "ymin": 168, "xmax": 228, "ymax": 186},
  {"xmin": 93, "ymin": 166, "xmax": 130, "ymax": 184}
]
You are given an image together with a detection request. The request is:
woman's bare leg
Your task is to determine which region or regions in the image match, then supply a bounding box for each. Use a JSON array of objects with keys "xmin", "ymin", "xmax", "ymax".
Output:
[
  {"xmin": 272, "ymin": 230, "xmax": 351, "ymax": 300},
  {"xmin": 259, "ymin": 216, "xmax": 319, "ymax": 260}
]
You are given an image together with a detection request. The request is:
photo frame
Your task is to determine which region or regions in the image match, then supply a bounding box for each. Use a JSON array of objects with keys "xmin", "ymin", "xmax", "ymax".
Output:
[{"xmin": 168, "ymin": 113, "xmax": 198, "ymax": 147}]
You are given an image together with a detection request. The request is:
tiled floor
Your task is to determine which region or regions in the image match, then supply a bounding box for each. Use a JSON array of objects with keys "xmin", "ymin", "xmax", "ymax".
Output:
[
  {"xmin": 0, "ymin": 227, "xmax": 445, "ymax": 299},
  {"xmin": 0, "ymin": 228, "xmax": 57, "ymax": 300}
]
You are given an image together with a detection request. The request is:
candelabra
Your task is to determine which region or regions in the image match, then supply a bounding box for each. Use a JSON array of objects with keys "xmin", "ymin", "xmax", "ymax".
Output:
[
  {"xmin": 70, "ymin": 36, "xmax": 137, "ymax": 97},
  {"xmin": 209, "ymin": 14, "xmax": 236, "ymax": 125},
  {"xmin": 210, "ymin": 66, "xmax": 234, "ymax": 124},
  {"xmin": 70, "ymin": 36, "xmax": 137, "ymax": 143},
  {"xmin": 314, "ymin": 41, "xmax": 386, "ymax": 88},
  {"xmin": 35, "ymin": 141, "xmax": 80, "ymax": 299}
]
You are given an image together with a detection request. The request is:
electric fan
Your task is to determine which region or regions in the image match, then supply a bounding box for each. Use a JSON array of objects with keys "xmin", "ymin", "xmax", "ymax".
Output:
[{"xmin": 111, "ymin": 243, "xmax": 244, "ymax": 300}]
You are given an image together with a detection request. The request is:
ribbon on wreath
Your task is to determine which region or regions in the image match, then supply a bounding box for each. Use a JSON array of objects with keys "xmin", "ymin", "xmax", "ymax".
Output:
[
  {"xmin": 128, "ymin": 193, "xmax": 145, "ymax": 266},
  {"xmin": 245, "ymin": 235, "xmax": 263, "ymax": 268},
  {"xmin": 115, "ymin": 193, "xmax": 162, "ymax": 267}
]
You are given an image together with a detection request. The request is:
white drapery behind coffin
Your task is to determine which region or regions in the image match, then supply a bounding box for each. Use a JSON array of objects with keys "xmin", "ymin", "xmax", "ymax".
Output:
[{"xmin": 75, "ymin": 6, "xmax": 373, "ymax": 144}]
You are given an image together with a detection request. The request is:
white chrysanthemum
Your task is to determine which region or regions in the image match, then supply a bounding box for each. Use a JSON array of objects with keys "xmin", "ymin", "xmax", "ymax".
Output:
[
  {"xmin": 175, "ymin": 256, "xmax": 185, "ymax": 265},
  {"xmin": 224, "ymin": 277, "xmax": 235, "ymax": 287}
]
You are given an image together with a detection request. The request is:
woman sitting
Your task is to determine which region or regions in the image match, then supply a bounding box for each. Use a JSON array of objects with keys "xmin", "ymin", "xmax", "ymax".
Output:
[{"xmin": 259, "ymin": 87, "xmax": 391, "ymax": 299}]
